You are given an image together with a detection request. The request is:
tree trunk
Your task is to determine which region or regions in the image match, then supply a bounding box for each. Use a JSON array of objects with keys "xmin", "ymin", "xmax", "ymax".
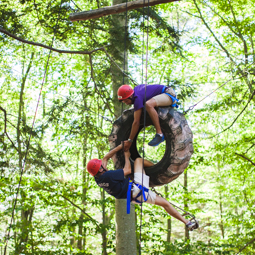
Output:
[
  {"xmin": 111, "ymin": 0, "xmax": 129, "ymax": 117},
  {"xmin": 116, "ymin": 200, "xmax": 137, "ymax": 254},
  {"xmin": 219, "ymin": 191, "xmax": 224, "ymax": 239},
  {"xmin": 110, "ymin": 1, "xmax": 137, "ymax": 253},
  {"xmin": 77, "ymin": 93, "xmax": 90, "ymax": 250},
  {"xmin": 16, "ymin": 52, "xmax": 34, "ymax": 254},
  {"xmin": 217, "ymin": 160, "xmax": 224, "ymax": 238},
  {"xmin": 184, "ymin": 171, "xmax": 189, "ymax": 241},
  {"xmin": 70, "ymin": 152, "xmax": 80, "ymax": 248},
  {"xmin": 70, "ymin": 208, "xmax": 76, "ymax": 248},
  {"xmin": 102, "ymin": 190, "xmax": 108, "ymax": 255},
  {"xmin": 165, "ymin": 185, "xmax": 171, "ymax": 242},
  {"xmin": 235, "ymin": 206, "xmax": 240, "ymax": 235}
]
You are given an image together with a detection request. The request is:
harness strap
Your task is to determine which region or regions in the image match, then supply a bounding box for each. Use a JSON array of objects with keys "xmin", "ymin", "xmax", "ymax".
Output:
[
  {"xmin": 133, "ymin": 183, "xmax": 149, "ymax": 204},
  {"xmin": 162, "ymin": 86, "xmax": 179, "ymax": 108},
  {"xmin": 127, "ymin": 181, "xmax": 149, "ymax": 214},
  {"xmin": 127, "ymin": 179, "xmax": 133, "ymax": 214},
  {"xmin": 165, "ymin": 93, "xmax": 179, "ymax": 108}
]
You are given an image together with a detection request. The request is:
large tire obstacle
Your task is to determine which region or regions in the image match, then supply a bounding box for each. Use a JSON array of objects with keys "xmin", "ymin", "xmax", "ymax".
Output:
[{"xmin": 109, "ymin": 107, "xmax": 194, "ymax": 187}]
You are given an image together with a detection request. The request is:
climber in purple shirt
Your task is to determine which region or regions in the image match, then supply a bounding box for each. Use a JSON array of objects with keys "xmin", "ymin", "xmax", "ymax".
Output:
[{"xmin": 117, "ymin": 84, "xmax": 178, "ymax": 151}]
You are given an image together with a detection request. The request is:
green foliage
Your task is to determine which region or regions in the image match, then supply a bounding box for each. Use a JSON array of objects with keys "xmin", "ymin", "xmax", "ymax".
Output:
[
  {"xmin": 163, "ymin": 240, "xmax": 235, "ymax": 254},
  {"xmin": 1, "ymin": 0, "xmax": 255, "ymax": 254}
]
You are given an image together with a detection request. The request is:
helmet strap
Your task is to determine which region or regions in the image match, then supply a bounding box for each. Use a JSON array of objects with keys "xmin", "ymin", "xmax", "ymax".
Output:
[{"xmin": 101, "ymin": 165, "xmax": 107, "ymax": 172}]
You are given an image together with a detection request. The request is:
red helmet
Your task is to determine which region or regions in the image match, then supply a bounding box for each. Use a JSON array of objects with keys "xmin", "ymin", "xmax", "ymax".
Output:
[
  {"xmin": 117, "ymin": 85, "xmax": 134, "ymax": 101},
  {"xmin": 87, "ymin": 159, "xmax": 102, "ymax": 176}
]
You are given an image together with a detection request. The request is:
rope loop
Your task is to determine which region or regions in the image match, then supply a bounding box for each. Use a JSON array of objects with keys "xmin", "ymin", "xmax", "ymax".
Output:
[{"xmin": 184, "ymin": 105, "xmax": 196, "ymax": 115}]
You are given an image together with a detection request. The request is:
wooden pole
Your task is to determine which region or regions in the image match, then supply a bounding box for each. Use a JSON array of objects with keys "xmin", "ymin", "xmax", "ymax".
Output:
[{"xmin": 69, "ymin": 0, "xmax": 180, "ymax": 22}]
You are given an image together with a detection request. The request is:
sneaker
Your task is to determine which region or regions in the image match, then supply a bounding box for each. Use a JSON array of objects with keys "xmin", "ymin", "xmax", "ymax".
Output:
[
  {"xmin": 148, "ymin": 134, "xmax": 165, "ymax": 146},
  {"xmin": 186, "ymin": 219, "xmax": 199, "ymax": 231}
]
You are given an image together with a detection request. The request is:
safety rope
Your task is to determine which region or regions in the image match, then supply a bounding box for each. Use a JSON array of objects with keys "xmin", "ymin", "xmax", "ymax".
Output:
[
  {"xmin": 3, "ymin": 1, "xmax": 63, "ymax": 254},
  {"xmin": 184, "ymin": 73, "xmax": 248, "ymax": 115},
  {"xmin": 151, "ymin": 187, "xmax": 196, "ymax": 220},
  {"xmin": 123, "ymin": 0, "xmax": 128, "ymax": 85},
  {"xmin": 139, "ymin": 1, "xmax": 150, "ymax": 254},
  {"xmin": 119, "ymin": 0, "xmax": 128, "ymax": 140},
  {"xmin": 119, "ymin": 0, "xmax": 128, "ymax": 132},
  {"xmin": 70, "ymin": 0, "xmax": 82, "ymax": 11}
]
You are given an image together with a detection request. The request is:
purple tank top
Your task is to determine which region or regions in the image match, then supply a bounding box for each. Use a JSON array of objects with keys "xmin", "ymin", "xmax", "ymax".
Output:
[{"xmin": 132, "ymin": 84, "xmax": 165, "ymax": 111}]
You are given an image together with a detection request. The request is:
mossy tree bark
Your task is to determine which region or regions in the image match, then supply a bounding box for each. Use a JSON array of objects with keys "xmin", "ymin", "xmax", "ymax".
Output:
[{"xmin": 111, "ymin": 0, "xmax": 137, "ymax": 254}]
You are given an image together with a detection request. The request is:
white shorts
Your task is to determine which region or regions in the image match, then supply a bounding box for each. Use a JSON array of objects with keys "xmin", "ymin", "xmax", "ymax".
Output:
[{"xmin": 131, "ymin": 173, "xmax": 156, "ymax": 204}]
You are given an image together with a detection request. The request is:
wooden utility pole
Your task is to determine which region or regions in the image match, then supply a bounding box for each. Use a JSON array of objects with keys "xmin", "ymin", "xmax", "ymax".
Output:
[{"xmin": 70, "ymin": 0, "xmax": 179, "ymax": 21}]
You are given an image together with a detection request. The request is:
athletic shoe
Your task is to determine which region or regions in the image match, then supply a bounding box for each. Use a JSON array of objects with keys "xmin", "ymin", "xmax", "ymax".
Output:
[
  {"xmin": 186, "ymin": 219, "xmax": 199, "ymax": 231},
  {"xmin": 148, "ymin": 134, "xmax": 165, "ymax": 146}
]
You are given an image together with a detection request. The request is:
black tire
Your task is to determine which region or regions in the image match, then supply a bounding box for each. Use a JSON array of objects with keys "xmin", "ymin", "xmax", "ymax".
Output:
[{"xmin": 108, "ymin": 107, "xmax": 194, "ymax": 187}]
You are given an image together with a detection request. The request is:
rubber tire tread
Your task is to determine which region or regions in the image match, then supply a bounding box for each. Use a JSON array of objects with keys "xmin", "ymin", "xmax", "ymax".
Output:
[{"xmin": 108, "ymin": 107, "xmax": 194, "ymax": 187}]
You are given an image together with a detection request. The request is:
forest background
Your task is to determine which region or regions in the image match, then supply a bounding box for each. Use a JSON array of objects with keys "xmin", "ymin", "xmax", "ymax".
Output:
[{"xmin": 0, "ymin": 0, "xmax": 254, "ymax": 254}]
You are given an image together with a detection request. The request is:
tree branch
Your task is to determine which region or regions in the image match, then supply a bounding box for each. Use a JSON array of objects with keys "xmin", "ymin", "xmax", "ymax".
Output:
[
  {"xmin": 0, "ymin": 27, "xmax": 103, "ymax": 55},
  {"xmin": 245, "ymin": 143, "xmax": 255, "ymax": 153},
  {"xmin": 200, "ymin": 1, "xmax": 239, "ymax": 38},
  {"xmin": 89, "ymin": 55, "xmax": 115, "ymax": 117},
  {"xmin": 0, "ymin": 27, "xmax": 138, "ymax": 86},
  {"xmin": 236, "ymin": 237, "xmax": 255, "ymax": 255},
  {"xmin": 0, "ymin": 106, "xmax": 19, "ymax": 152},
  {"xmin": 235, "ymin": 153, "xmax": 255, "ymax": 167},
  {"xmin": 227, "ymin": 0, "xmax": 248, "ymax": 65},
  {"xmin": 193, "ymin": 0, "xmax": 253, "ymax": 92},
  {"xmin": 38, "ymin": 185, "xmax": 100, "ymax": 228},
  {"xmin": 59, "ymin": 194, "xmax": 100, "ymax": 228},
  {"xmin": 192, "ymin": 0, "xmax": 235, "ymax": 64},
  {"xmin": 70, "ymin": 0, "xmax": 180, "ymax": 21},
  {"xmin": 209, "ymin": 90, "xmax": 255, "ymax": 138},
  {"xmin": 100, "ymin": 47, "xmax": 138, "ymax": 85}
]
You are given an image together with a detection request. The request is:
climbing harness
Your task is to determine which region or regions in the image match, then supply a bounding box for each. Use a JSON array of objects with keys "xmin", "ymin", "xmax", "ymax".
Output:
[
  {"xmin": 133, "ymin": 183, "xmax": 149, "ymax": 204},
  {"xmin": 127, "ymin": 179, "xmax": 149, "ymax": 214},
  {"xmin": 162, "ymin": 86, "xmax": 179, "ymax": 108},
  {"xmin": 127, "ymin": 183, "xmax": 198, "ymax": 223}
]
